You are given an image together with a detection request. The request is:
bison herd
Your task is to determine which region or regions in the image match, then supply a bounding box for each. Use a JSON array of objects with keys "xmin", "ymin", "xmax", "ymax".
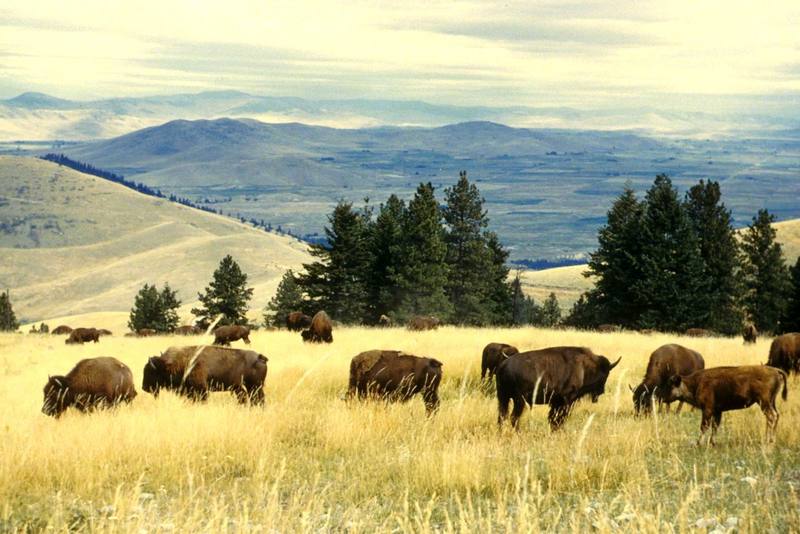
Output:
[{"xmin": 35, "ymin": 321, "xmax": 800, "ymax": 446}]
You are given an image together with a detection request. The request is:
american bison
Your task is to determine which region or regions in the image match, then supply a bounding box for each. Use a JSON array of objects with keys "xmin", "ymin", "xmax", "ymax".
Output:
[
  {"xmin": 407, "ymin": 316, "xmax": 441, "ymax": 331},
  {"xmin": 378, "ymin": 314, "xmax": 393, "ymax": 327},
  {"xmin": 347, "ymin": 350, "xmax": 443, "ymax": 414},
  {"xmin": 481, "ymin": 342, "xmax": 519, "ymax": 380},
  {"xmin": 742, "ymin": 323, "xmax": 758, "ymax": 344},
  {"xmin": 174, "ymin": 325, "xmax": 202, "ymax": 335},
  {"xmin": 97, "ymin": 329, "xmax": 112, "ymax": 336},
  {"xmin": 631, "ymin": 344, "xmax": 705, "ymax": 416},
  {"xmin": 65, "ymin": 327, "xmax": 101, "ymax": 344},
  {"xmin": 686, "ymin": 328, "xmax": 713, "ymax": 337},
  {"xmin": 142, "ymin": 345, "xmax": 267, "ymax": 404},
  {"xmin": 767, "ymin": 333, "xmax": 800, "ymax": 374},
  {"xmin": 286, "ymin": 312, "xmax": 312, "ymax": 331},
  {"xmin": 137, "ymin": 328, "xmax": 157, "ymax": 337},
  {"xmin": 213, "ymin": 325, "xmax": 251, "ymax": 346},
  {"xmin": 52, "ymin": 325, "xmax": 73, "ymax": 335},
  {"xmin": 496, "ymin": 346, "xmax": 621, "ymax": 431},
  {"xmin": 667, "ymin": 366, "xmax": 787, "ymax": 445},
  {"xmin": 42, "ymin": 357, "xmax": 137, "ymax": 418},
  {"xmin": 302, "ymin": 311, "xmax": 333, "ymax": 343},
  {"xmin": 597, "ymin": 324, "xmax": 621, "ymax": 333}
]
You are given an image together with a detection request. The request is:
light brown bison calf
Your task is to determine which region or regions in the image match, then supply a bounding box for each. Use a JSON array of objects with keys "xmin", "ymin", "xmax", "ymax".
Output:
[
  {"xmin": 407, "ymin": 316, "xmax": 441, "ymax": 331},
  {"xmin": 65, "ymin": 327, "xmax": 101, "ymax": 344},
  {"xmin": 767, "ymin": 333, "xmax": 800, "ymax": 374},
  {"xmin": 667, "ymin": 366, "xmax": 787, "ymax": 445},
  {"xmin": 51, "ymin": 325, "xmax": 73, "ymax": 335},
  {"xmin": 213, "ymin": 325, "xmax": 251, "ymax": 346},
  {"xmin": 632, "ymin": 344, "xmax": 704, "ymax": 416},
  {"xmin": 286, "ymin": 312, "xmax": 312, "ymax": 331},
  {"xmin": 481, "ymin": 342, "xmax": 519, "ymax": 380},
  {"xmin": 174, "ymin": 325, "xmax": 202, "ymax": 335},
  {"xmin": 347, "ymin": 350, "xmax": 443, "ymax": 414},
  {"xmin": 742, "ymin": 323, "xmax": 758, "ymax": 344},
  {"xmin": 42, "ymin": 357, "xmax": 137, "ymax": 418}
]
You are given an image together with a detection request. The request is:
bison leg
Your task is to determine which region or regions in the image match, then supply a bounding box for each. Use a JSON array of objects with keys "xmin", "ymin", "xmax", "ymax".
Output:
[
  {"xmin": 548, "ymin": 400, "xmax": 572, "ymax": 431},
  {"xmin": 481, "ymin": 363, "xmax": 488, "ymax": 381},
  {"xmin": 675, "ymin": 401, "xmax": 684, "ymax": 414},
  {"xmin": 250, "ymin": 386, "xmax": 265, "ymax": 406},
  {"xmin": 497, "ymin": 390, "xmax": 511, "ymax": 429},
  {"xmin": 243, "ymin": 335, "xmax": 251, "ymax": 344},
  {"xmin": 761, "ymin": 401, "xmax": 779, "ymax": 443},
  {"xmin": 509, "ymin": 395, "xmax": 526, "ymax": 430}
]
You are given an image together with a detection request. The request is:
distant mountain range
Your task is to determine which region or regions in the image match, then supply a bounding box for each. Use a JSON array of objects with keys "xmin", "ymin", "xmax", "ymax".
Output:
[{"xmin": 1, "ymin": 90, "xmax": 798, "ymax": 141}]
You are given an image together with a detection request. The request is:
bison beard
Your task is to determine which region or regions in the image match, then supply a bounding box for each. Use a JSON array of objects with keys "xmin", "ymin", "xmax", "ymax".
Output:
[{"xmin": 496, "ymin": 347, "xmax": 620, "ymax": 431}]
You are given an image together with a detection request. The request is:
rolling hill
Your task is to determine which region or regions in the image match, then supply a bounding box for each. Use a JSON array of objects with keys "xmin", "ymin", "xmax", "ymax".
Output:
[{"xmin": 0, "ymin": 156, "xmax": 311, "ymax": 322}]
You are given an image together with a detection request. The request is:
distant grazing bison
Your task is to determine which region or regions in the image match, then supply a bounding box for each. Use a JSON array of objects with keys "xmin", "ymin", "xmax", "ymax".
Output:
[
  {"xmin": 213, "ymin": 325, "xmax": 251, "ymax": 346},
  {"xmin": 407, "ymin": 316, "xmax": 441, "ymax": 331},
  {"xmin": 496, "ymin": 346, "xmax": 620, "ymax": 431},
  {"xmin": 632, "ymin": 344, "xmax": 705, "ymax": 416},
  {"xmin": 347, "ymin": 350, "xmax": 443, "ymax": 414},
  {"xmin": 686, "ymin": 328, "xmax": 712, "ymax": 337},
  {"xmin": 42, "ymin": 357, "xmax": 136, "ymax": 418},
  {"xmin": 667, "ymin": 365, "xmax": 787, "ymax": 445},
  {"xmin": 142, "ymin": 345, "xmax": 267, "ymax": 404},
  {"xmin": 174, "ymin": 325, "xmax": 202, "ymax": 335},
  {"xmin": 97, "ymin": 329, "xmax": 112, "ymax": 336},
  {"xmin": 597, "ymin": 324, "xmax": 621, "ymax": 333},
  {"xmin": 286, "ymin": 312, "xmax": 312, "ymax": 331},
  {"xmin": 52, "ymin": 325, "xmax": 73, "ymax": 335},
  {"xmin": 767, "ymin": 333, "xmax": 800, "ymax": 374},
  {"xmin": 378, "ymin": 314, "xmax": 393, "ymax": 327},
  {"xmin": 742, "ymin": 323, "xmax": 758, "ymax": 344},
  {"xmin": 481, "ymin": 342, "xmax": 519, "ymax": 380},
  {"xmin": 137, "ymin": 328, "xmax": 157, "ymax": 337},
  {"xmin": 302, "ymin": 311, "xmax": 333, "ymax": 343},
  {"xmin": 65, "ymin": 328, "xmax": 101, "ymax": 344}
]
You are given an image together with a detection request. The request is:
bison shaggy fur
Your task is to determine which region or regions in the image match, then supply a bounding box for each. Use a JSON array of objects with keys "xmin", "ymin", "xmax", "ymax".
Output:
[
  {"xmin": 632, "ymin": 344, "xmax": 705, "ymax": 416},
  {"xmin": 407, "ymin": 316, "xmax": 441, "ymax": 331},
  {"xmin": 302, "ymin": 311, "xmax": 333, "ymax": 343},
  {"xmin": 51, "ymin": 325, "xmax": 73, "ymax": 335},
  {"xmin": 42, "ymin": 357, "xmax": 136, "ymax": 418},
  {"xmin": 213, "ymin": 325, "xmax": 251, "ymax": 346},
  {"xmin": 286, "ymin": 312, "xmax": 312, "ymax": 331},
  {"xmin": 767, "ymin": 333, "xmax": 800, "ymax": 374},
  {"xmin": 65, "ymin": 327, "xmax": 101, "ymax": 344}
]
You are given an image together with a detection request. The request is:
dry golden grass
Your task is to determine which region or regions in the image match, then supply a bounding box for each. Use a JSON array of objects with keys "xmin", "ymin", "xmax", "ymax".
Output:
[{"xmin": 2, "ymin": 326, "xmax": 799, "ymax": 532}]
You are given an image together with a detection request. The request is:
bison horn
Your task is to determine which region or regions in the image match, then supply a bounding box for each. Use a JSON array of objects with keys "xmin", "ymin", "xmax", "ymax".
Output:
[
  {"xmin": 609, "ymin": 357, "xmax": 621, "ymax": 370},
  {"xmin": 628, "ymin": 384, "xmax": 634, "ymax": 392}
]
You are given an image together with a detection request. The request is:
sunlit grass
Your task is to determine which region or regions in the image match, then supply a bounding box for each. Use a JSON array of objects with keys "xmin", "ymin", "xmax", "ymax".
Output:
[{"xmin": 1, "ymin": 326, "xmax": 798, "ymax": 532}]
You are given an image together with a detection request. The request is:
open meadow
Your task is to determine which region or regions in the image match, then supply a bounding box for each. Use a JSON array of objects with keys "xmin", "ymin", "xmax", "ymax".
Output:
[{"xmin": 1, "ymin": 326, "xmax": 799, "ymax": 532}]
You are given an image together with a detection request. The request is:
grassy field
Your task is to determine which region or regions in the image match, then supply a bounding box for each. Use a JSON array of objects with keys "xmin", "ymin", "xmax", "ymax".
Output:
[{"xmin": 1, "ymin": 326, "xmax": 798, "ymax": 532}]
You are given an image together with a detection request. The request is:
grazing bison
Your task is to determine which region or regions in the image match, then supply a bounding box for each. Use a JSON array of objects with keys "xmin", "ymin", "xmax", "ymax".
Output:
[
  {"xmin": 639, "ymin": 329, "xmax": 655, "ymax": 335},
  {"xmin": 407, "ymin": 316, "xmax": 441, "ymax": 331},
  {"xmin": 481, "ymin": 342, "xmax": 519, "ymax": 380},
  {"xmin": 686, "ymin": 328, "xmax": 712, "ymax": 337},
  {"xmin": 286, "ymin": 312, "xmax": 312, "ymax": 331},
  {"xmin": 767, "ymin": 333, "xmax": 800, "ymax": 374},
  {"xmin": 347, "ymin": 350, "xmax": 443, "ymax": 414},
  {"xmin": 52, "ymin": 325, "xmax": 73, "ymax": 335},
  {"xmin": 65, "ymin": 328, "xmax": 101, "ymax": 344},
  {"xmin": 213, "ymin": 325, "xmax": 251, "ymax": 346},
  {"xmin": 97, "ymin": 329, "xmax": 112, "ymax": 336},
  {"xmin": 302, "ymin": 311, "xmax": 333, "ymax": 343},
  {"xmin": 597, "ymin": 324, "xmax": 621, "ymax": 333},
  {"xmin": 667, "ymin": 366, "xmax": 787, "ymax": 445},
  {"xmin": 137, "ymin": 328, "xmax": 157, "ymax": 337},
  {"xmin": 378, "ymin": 314, "xmax": 393, "ymax": 327},
  {"xmin": 742, "ymin": 323, "xmax": 758, "ymax": 344},
  {"xmin": 632, "ymin": 344, "xmax": 705, "ymax": 416},
  {"xmin": 496, "ymin": 346, "xmax": 621, "ymax": 431},
  {"xmin": 42, "ymin": 357, "xmax": 136, "ymax": 418},
  {"xmin": 142, "ymin": 345, "xmax": 267, "ymax": 404},
  {"xmin": 174, "ymin": 325, "xmax": 202, "ymax": 335}
]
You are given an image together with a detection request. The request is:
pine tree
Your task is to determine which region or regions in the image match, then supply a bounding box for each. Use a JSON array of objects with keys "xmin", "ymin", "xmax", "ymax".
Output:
[
  {"xmin": 394, "ymin": 183, "xmax": 452, "ymax": 320},
  {"xmin": 563, "ymin": 292, "xmax": 600, "ymax": 329},
  {"xmin": 0, "ymin": 290, "xmax": 19, "ymax": 331},
  {"xmin": 369, "ymin": 195, "xmax": 406, "ymax": 321},
  {"xmin": 634, "ymin": 174, "xmax": 709, "ymax": 331},
  {"xmin": 684, "ymin": 180, "xmax": 743, "ymax": 334},
  {"xmin": 741, "ymin": 210, "xmax": 790, "ymax": 333},
  {"xmin": 484, "ymin": 231, "xmax": 512, "ymax": 325},
  {"xmin": 782, "ymin": 257, "xmax": 800, "ymax": 333},
  {"xmin": 538, "ymin": 292, "xmax": 562, "ymax": 327},
  {"xmin": 191, "ymin": 255, "xmax": 253, "ymax": 327},
  {"xmin": 264, "ymin": 269, "xmax": 304, "ymax": 327},
  {"xmin": 585, "ymin": 185, "xmax": 646, "ymax": 327},
  {"xmin": 157, "ymin": 283, "xmax": 181, "ymax": 332},
  {"xmin": 128, "ymin": 283, "xmax": 181, "ymax": 332},
  {"xmin": 510, "ymin": 271, "xmax": 528, "ymax": 325}
]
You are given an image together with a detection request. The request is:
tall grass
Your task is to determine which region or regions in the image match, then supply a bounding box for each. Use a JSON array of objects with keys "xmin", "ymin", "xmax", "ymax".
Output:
[{"xmin": 1, "ymin": 327, "xmax": 797, "ymax": 532}]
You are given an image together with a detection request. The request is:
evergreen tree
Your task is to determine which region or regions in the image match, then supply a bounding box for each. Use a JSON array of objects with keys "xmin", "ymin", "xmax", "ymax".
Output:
[
  {"xmin": 394, "ymin": 183, "xmax": 452, "ymax": 320},
  {"xmin": 191, "ymin": 255, "xmax": 253, "ymax": 327},
  {"xmin": 585, "ymin": 185, "xmax": 646, "ymax": 327},
  {"xmin": 538, "ymin": 292, "xmax": 562, "ymax": 327},
  {"xmin": 128, "ymin": 283, "xmax": 181, "ymax": 332},
  {"xmin": 484, "ymin": 231, "xmax": 513, "ymax": 324},
  {"xmin": 634, "ymin": 175, "xmax": 709, "ymax": 331},
  {"xmin": 0, "ymin": 290, "xmax": 19, "ymax": 331},
  {"xmin": 157, "ymin": 283, "xmax": 181, "ymax": 332},
  {"xmin": 563, "ymin": 292, "xmax": 600, "ymax": 329},
  {"xmin": 741, "ymin": 209, "xmax": 790, "ymax": 333},
  {"xmin": 510, "ymin": 271, "xmax": 528, "ymax": 325},
  {"xmin": 684, "ymin": 180, "xmax": 743, "ymax": 334},
  {"xmin": 264, "ymin": 269, "xmax": 304, "ymax": 327},
  {"xmin": 369, "ymin": 195, "xmax": 407, "ymax": 321},
  {"xmin": 782, "ymin": 257, "xmax": 800, "ymax": 333}
]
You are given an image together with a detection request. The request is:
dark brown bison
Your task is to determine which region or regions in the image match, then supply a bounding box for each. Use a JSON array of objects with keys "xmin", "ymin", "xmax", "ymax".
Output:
[
  {"xmin": 137, "ymin": 328, "xmax": 157, "ymax": 337},
  {"xmin": 52, "ymin": 325, "xmax": 73, "ymax": 335},
  {"xmin": 481, "ymin": 343, "xmax": 519, "ymax": 380},
  {"xmin": 667, "ymin": 366, "xmax": 787, "ymax": 445},
  {"xmin": 639, "ymin": 329, "xmax": 655, "ymax": 335},
  {"xmin": 302, "ymin": 311, "xmax": 333, "ymax": 343},
  {"xmin": 378, "ymin": 314, "xmax": 393, "ymax": 327},
  {"xmin": 65, "ymin": 328, "xmax": 101, "ymax": 344},
  {"xmin": 142, "ymin": 345, "xmax": 267, "ymax": 404},
  {"xmin": 42, "ymin": 357, "xmax": 136, "ymax": 418},
  {"xmin": 174, "ymin": 325, "xmax": 202, "ymax": 335},
  {"xmin": 686, "ymin": 328, "xmax": 713, "ymax": 337},
  {"xmin": 496, "ymin": 346, "xmax": 621, "ymax": 431},
  {"xmin": 767, "ymin": 333, "xmax": 800, "ymax": 374},
  {"xmin": 97, "ymin": 329, "xmax": 112, "ymax": 336},
  {"xmin": 632, "ymin": 344, "xmax": 705, "ymax": 416},
  {"xmin": 347, "ymin": 350, "xmax": 443, "ymax": 414},
  {"xmin": 213, "ymin": 325, "xmax": 251, "ymax": 346},
  {"xmin": 407, "ymin": 316, "xmax": 441, "ymax": 331},
  {"xmin": 742, "ymin": 323, "xmax": 758, "ymax": 344},
  {"xmin": 286, "ymin": 312, "xmax": 312, "ymax": 331},
  {"xmin": 597, "ymin": 324, "xmax": 621, "ymax": 333}
]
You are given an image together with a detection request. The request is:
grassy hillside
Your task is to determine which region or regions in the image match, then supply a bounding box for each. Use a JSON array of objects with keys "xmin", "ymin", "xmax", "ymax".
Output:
[
  {"xmin": 1, "ymin": 326, "xmax": 798, "ymax": 531},
  {"xmin": 0, "ymin": 156, "xmax": 311, "ymax": 321}
]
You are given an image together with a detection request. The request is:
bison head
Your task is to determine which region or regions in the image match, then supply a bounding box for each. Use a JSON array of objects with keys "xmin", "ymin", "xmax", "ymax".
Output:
[
  {"xmin": 142, "ymin": 356, "xmax": 168, "ymax": 396},
  {"xmin": 666, "ymin": 375, "xmax": 691, "ymax": 403},
  {"xmin": 584, "ymin": 356, "xmax": 621, "ymax": 403},
  {"xmin": 42, "ymin": 375, "xmax": 69, "ymax": 417},
  {"xmin": 631, "ymin": 383, "xmax": 654, "ymax": 416}
]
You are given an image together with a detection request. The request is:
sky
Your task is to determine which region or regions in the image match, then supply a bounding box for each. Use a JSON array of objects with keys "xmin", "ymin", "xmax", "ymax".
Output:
[{"xmin": 1, "ymin": 0, "xmax": 799, "ymax": 110}]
